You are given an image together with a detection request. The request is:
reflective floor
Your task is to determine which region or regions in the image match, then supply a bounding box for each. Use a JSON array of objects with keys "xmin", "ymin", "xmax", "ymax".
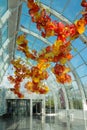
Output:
[{"xmin": 0, "ymin": 115, "xmax": 87, "ymax": 130}]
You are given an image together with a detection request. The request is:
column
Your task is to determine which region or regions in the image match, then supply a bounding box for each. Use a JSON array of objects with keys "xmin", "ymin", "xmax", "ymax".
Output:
[
  {"xmin": 42, "ymin": 97, "xmax": 45, "ymax": 115},
  {"xmin": 30, "ymin": 99, "xmax": 32, "ymax": 116}
]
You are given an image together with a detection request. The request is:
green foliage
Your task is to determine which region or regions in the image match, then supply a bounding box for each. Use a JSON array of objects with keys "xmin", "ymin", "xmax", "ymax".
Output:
[
  {"xmin": 69, "ymin": 99, "xmax": 83, "ymax": 109},
  {"xmin": 46, "ymin": 98, "xmax": 54, "ymax": 108},
  {"xmin": 73, "ymin": 99, "xmax": 83, "ymax": 109}
]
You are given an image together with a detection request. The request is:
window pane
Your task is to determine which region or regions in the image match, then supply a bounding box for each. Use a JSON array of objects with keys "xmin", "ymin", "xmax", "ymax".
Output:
[
  {"xmin": 80, "ymin": 48, "xmax": 87, "ymax": 63},
  {"xmin": 3, "ymin": 47, "xmax": 9, "ymax": 59},
  {"xmin": 0, "ymin": 0, "xmax": 8, "ymax": 17},
  {"xmin": 70, "ymin": 55, "xmax": 84, "ymax": 68},
  {"xmin": 2, "ymin": 23, "xmax": 8, "ymax": 44},
  {"xmin": 72, "ymin": 38, "xmax": 86, "ymax": 52},
  {"xmin": 0, "ymin": 55, "xmax": 3, "ymax": 63},
  {"xmin": 76, "ymin": 64, "xmax": 87, "ymax": 77}
]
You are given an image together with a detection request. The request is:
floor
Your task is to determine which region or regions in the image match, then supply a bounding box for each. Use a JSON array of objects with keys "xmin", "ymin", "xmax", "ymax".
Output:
[{"xmin": 0, "ymin": 115, "xmax": 87, "ymax": 130}]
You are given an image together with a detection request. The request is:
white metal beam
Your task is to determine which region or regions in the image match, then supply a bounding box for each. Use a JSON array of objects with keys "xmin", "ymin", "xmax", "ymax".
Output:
[
  {"xmin": 20, "ymin": 26, "xmax": 52, "ymax": 45},
  {"xmin": 0, "ymin": 1, "xmax": 22, "ymax": 28}
]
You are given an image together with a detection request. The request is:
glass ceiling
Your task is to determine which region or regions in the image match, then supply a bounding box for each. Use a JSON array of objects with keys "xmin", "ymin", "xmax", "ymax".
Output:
[{"xmin": 0, "ymin": 0, "xmax": 87, "ymax": 100}]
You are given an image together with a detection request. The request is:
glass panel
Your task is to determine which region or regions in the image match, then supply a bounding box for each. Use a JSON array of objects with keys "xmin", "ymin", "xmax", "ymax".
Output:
[
  {"xmin": 45, "ymin": 94, "xmax": 55, "ymax": 113},
  {"xmin": 72, "ymin": 98, "xmax": 83, "ymax": 109},
  {"xmin": 0, "ymin": 55, "xmax": 3, "ymax": 63},
  {"xmin": 0, "ymin": 30, "xmax": 2, "ymax": 48},
  {"xmin": 7, "ymin": 99, "xmax": 30, "ymax": 116},
  {"xmin": 70, "ymin": 55, "xmax": 84, "ymax": 68},
  {"xmin": 81, "ymin": 77, "xmax": 87, "ymax": 97},
  {"xmin": 0, "ymin": 88, "xmax": 6, "ymax": 115},
  {"xmin": 63, "ymin": 0, "xmax": 82, "ymax": 22},
  {"xmin": 80, "ymin": 48, "xmax": 87, "ymax": 63},
  {"xmin": 4, "ymin": 62, "xmax": 9, "ymax": 71},
  {"xmin": 29, "ymin": 21, "xmax": 40, "ymax": 34},
  {"xmin": 72, "ymin": 81, "xmax": 79, "ymax": 90},
  {"xmin": 68, "ymin": 72, "xmax": 75, "ymax": 81},
  {"xmin": 22, "ymin": 2, "xmax": 28, "ymax": 14},
  {"xmin": 50, "ymin": 0, "xmax": 68, "ymax": 13},
  {"xmin": 40, "ymin": 0, "xmax": 51, "ymax": 7},
  {"xmin": 71, "ymin": 48, "xmax": 78, "ymax": 56},
  {"xmin": 81, "ymin": 76, "xmax": 87, "ymax": 87},
  {"xmin": 76, "ymin": 64, "xmax": 87, "ymax": 77},
  {"xmin": 59, "ymin": 89, "xmax": 66, "ymax": 109},
  {"xmin": 84, "ymin": 26, "xmax": 87, "ymax": 36},
  {"xmin": 0, "ymin": 0, "xmax": 8, "ymax": 17},
  {"xmin": 1, "ymin": 23, "xmax": 8, "ymax": 44},
  {"xmin": 2, "ymin": 29, "xmax": 8, "ymax": 43},
  {"xmin": 72, "ymin": 38, "xmax": 86, "ymax": 52},
  {"xmin": 15, "ymin": 49, "xmax": 25, "ymax": 59},
  {"xmin": 3, "ymin": 47, "xmax": 9, "ymax": 59},
  {"xmin": 0, "ymin": 69, "xmax": 4, "ymax": 77},
  {"xmin": 20, "ymin": 14, "xmax": 30, "ymax": 29},
  {"xmin": 0, "ymin": 62, "xmax": 4, "ymax": 71}
]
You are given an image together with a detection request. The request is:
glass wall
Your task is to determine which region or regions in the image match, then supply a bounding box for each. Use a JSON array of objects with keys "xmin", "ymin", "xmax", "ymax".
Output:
[
  {"xmin": 58, "ymin": 89, "xmax": 66, "ymax": 109},
  {"xmin": 70, "ymin": 38, "xmax": 87, "ymax": 99},
  {"xmin": 45, "ymin": 92, "xmax": 55, "ymax": 114},
  {"xmin": 0, "ymin": 0, "xmax": 9, "ymax": 82},
  {"xmin": 65, "ymin": 83, "xmax": 83, "ymax": 109},
  {"xmin": 0, "ymin": 88, "xmax": 6, "ymax": 116},
  {"xmin": 0, "ymin": 0, "xmax": 8, "ymax": 17},
  {"xmin": 6, "ymin": 99, "xmax": 30, "ymax": 116},
  {"xmin": 1, "ymin": 22, "xmax": 8, "ymax": 44}
]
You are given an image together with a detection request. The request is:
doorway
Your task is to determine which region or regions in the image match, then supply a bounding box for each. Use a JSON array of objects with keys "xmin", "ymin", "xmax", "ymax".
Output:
[
  {"xmin": 33, "ymin": 100, "xmax": 42, "ymax": 115},
  {"xmin": 6, "ymin": 99, "xmax": 30, "ymax": 116}
]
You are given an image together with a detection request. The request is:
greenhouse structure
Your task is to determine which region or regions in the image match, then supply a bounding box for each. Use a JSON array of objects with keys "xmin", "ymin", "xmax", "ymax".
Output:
[{"xmin": 0, "ymin": 0, "xmax": 87, "ymax": 130}]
